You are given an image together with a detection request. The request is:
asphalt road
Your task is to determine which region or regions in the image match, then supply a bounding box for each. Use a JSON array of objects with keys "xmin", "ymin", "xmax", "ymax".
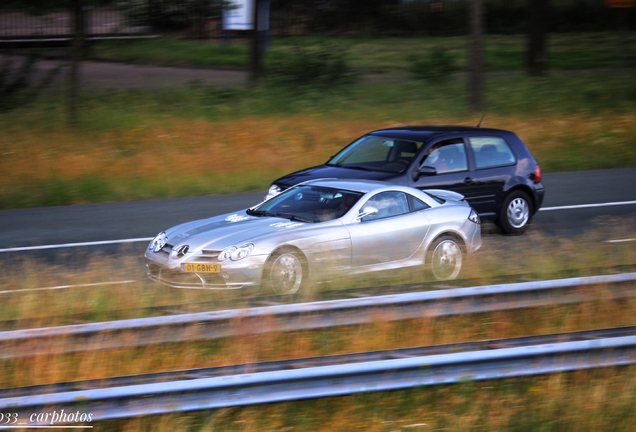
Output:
[{"xmin": 1, "ymin": 167, "xmax": 635, "ymax": 257}]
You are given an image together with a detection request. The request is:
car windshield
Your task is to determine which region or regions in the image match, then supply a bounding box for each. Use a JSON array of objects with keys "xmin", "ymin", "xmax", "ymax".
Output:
[
  {"xmin": 327, "ymin": 135, "xmax": 423, "ymax": 173},
  {"xmin": 249, "ymin": 185, "xmax": 364, "ymax": 223}
]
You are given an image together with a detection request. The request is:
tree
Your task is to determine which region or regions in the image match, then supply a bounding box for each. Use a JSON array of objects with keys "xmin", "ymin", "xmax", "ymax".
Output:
[
  {"xmin": 526, "ymin": 0, "xmax": 549, "ymax": 75},
  {"xmin": 0, "ymin": 54, "xmax": 64, "ymax": 112},
  {"xmin": 68, "ymin": 0, "xmax": 85, "ymax": 126},
  {"xmin": 468, "ymin": 0, "xmax": 484, "ymax": 112},
  {"xmin": 249, "ymin": 0, "xmax": 263, "ymax": 86}
]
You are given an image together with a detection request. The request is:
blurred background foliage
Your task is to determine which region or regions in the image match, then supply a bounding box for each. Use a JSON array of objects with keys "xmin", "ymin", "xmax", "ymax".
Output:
[{"xmin": 1, "ymin": 0, "xmax": 633, "ymax": 36}]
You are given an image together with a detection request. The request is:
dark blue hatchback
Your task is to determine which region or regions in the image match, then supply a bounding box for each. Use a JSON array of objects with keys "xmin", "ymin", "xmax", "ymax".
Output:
[{"xmin": 266, "ymin": 126, "xmax": 545, "ymax": 235}]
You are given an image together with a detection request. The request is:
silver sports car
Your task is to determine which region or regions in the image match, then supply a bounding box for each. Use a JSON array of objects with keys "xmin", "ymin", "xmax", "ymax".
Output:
[{"xmin": 145, "ymin": 179, "xmax": 481, "ymax": 294}]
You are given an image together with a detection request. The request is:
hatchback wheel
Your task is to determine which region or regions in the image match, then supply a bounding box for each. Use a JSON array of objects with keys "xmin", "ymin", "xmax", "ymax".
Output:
[
  {"xmin": 428, "ymin": 235, "xmax": 463, "ymax": 281},
  {"xmin": 498, "ymin": 190, "xmax": 533, "ymax": 235},
  {"xmin": 264, "ymin": 249, "xmax": 306, "ymax": 295}
]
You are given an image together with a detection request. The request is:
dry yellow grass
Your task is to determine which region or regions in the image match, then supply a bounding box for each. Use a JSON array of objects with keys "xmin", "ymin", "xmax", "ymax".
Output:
[
  {"xmin": 2, "ymin": 113, "xmax": 635, "ymax": 203},
  {"xmin": 3, "ymin": 240, "xmax": 636, "ymax": 386},
  {"xmin": 4, "ymin": 293, "xmax": 636, "ymax": 388},
  {"xmin": 0, "ymin": 229, "xmax": 634, "ymax": 430}
]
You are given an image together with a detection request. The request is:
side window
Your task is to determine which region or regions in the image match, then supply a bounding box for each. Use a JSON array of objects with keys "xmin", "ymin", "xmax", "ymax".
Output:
[
  {"xmin": 470, "ymin": 137, "xmax": 517, "ymax": 169},
  {"xmin": 422, "ymin": 140, "xmax": 468, "ymax": 174},
  {"xmin": 361, "ymin": 191, "xmax": 410, "ymax": 221},
  {"xmin": 409, "ymin": 195, "xmax": 430, "ymax": 211}
]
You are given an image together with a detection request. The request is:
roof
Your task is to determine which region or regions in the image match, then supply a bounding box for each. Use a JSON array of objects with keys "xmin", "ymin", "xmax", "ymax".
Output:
[{"xmin": 368, "ymin": 125, "xmax": 510, "ymax": 142}]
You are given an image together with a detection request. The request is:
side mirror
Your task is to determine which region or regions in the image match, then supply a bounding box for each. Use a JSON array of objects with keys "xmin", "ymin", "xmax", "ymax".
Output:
[
  {"xmin": 413, "ymin": 165, "xmax": 437, "ymax": 180},
  {"xmin": 356, "ymin": 206, "xmax": 378, "ymax": 221}
]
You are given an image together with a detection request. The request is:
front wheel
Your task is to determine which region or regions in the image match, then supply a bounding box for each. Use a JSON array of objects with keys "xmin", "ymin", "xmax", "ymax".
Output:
[
  {"xmin": 498, "ymin": 190, "xmax": 533, "ymax": 235},
  {"xmin": 263, "ymin": 249, "xmax": 307, "ymax": 295},
  {"xmin": 427, "ymin": 235, "xmax": 463, "ymax": 281}
]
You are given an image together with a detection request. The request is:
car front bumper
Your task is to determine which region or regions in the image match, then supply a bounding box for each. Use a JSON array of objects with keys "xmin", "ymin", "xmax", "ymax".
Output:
[{"xmin": 145, "ymin": 253, "xmax": 268, "ymax": 290}]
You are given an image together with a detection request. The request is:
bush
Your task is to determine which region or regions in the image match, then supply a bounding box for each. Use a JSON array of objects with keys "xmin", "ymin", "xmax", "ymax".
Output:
[
  {"xmin": 407, "ymin": 47, "xmax": 457, "ymax": 82},
  {"xmin": 267, "ymin": 41, "xmax": 358, "ymax": 90}
]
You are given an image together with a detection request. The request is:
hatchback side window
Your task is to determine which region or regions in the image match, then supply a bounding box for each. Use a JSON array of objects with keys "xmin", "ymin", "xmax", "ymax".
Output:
[
  {"xmin": 470, "ymin": 137, "xmax": 516, "ymax": 169},
  {"xmin": 422, "ymin": 141, "xmax": 468, "ymax": 174},
  {"xmin": 361, "ymin": 191, "xmax": 410, "ymax": 221}
]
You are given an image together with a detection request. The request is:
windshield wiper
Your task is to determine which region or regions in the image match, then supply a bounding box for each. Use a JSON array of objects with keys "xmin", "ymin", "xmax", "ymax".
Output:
[
  {"xmin": 274, "ymin": 212, "xmax": 314, "ymax": 223},
  {"xmin": 247, "ymin": 209, "xmax": 314, "ymax": 223},
  {"xmin": 246, "ymin": 209, "xmax": 275, "ymax": 217},
  {"xmin": 341, "ymin": 164, "xmax": 376, "ymax": 171}
]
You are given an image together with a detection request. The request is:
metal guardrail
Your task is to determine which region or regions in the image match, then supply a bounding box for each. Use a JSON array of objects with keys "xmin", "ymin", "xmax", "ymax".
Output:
[
  {"xmin": 1, "ymin": 272, "xmax": 635, "ymax": 359},
  {"xmin": 1, "ymin": 328, "xmax": 636, "ymax": 425},
  {"xmin": 3, "ymin": 325, "xmax": 635, "ymax": 399}
]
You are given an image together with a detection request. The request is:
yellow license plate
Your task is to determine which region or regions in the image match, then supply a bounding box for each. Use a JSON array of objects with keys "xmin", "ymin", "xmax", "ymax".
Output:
[{"xmin": 181, "ymin": 263, "xmax": 221, "ymax": 273}]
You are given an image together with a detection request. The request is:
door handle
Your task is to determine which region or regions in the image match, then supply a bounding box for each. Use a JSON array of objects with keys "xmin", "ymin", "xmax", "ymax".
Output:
[{"xmin": 464, "ymin": 177, "xmax": 474, "ymax": 184}]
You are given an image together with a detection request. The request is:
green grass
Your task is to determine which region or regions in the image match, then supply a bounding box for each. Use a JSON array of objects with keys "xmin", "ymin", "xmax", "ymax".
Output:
[
  {"xmin": 89, "ymin": 32, "xmax": 636, "ymax": 72},
  {"xmin": 89, "ymin": 37, "xmax": 249, "ymax": 68}
]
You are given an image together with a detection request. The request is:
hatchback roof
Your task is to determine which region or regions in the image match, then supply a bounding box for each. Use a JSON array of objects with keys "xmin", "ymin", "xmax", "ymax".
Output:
[{"xmin": 369, "ymin": 125, "xmax": 510, "ymax": 141}]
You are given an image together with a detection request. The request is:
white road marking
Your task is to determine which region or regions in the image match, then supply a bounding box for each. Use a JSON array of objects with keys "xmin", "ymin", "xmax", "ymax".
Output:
[
  {"xmin": 0, "ymin": 280, "xmax": 137, "ymax": 295},
  {"xmin": 0, "ymin": 237, "xmax": 153, "ymax": 253},
  {"xmin": 540, "ymin": 200, "xmax": 636, "ymax": 211},
  {"xmin": 605, "ymin": 238, "xmax": 636, "ymax": 243}
]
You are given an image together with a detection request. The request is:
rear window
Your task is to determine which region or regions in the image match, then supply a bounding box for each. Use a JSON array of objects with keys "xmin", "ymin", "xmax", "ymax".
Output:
[{"xmin": 470, "ymin": 137, "xmax": 516, "ymax": 169}]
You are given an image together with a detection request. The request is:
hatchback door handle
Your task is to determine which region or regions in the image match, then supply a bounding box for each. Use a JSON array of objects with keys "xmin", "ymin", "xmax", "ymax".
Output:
[{"xmin": 464, "ymin": 177, "xmax": 474, "ymax": 184}]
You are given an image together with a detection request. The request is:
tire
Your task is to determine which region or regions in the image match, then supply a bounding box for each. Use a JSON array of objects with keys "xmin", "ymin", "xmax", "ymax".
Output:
[
  {"xmin": 263, "ymin": 248, "xmax": 307, "ymax": 295},
  {"xmin": 498, "ymin": 190, "xmax": 533, "ymax": 235},
  {"xmin": 427, "ymin": 235, "xmax": 463, "ymax": 281}
]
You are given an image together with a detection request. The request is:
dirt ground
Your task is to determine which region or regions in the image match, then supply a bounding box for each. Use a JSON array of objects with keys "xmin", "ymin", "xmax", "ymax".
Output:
[
  {"xmin": 1, "ymin": 53, "xmax": 413, "ymax": 93},
  {"xmin": 0, "ymin": 55, "xmax": 248, "ymax": 91}
]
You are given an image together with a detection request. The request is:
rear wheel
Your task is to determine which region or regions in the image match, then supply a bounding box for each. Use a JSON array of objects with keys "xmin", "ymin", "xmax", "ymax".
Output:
[
  {"xmin": 498, "ymin": 190, "xmax": 533, "ymax": 235},
  {"xmin": 263, "ymin": 249, "xmax": 307, "ymax": 295},
  {"xmin": 428, "ymin": 235, "xmax": 463, "ymax": 281}
]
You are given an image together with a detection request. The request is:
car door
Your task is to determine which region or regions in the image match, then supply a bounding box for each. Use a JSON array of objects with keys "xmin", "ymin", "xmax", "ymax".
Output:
[
  {"xmin": 345, "ymin": 191, "xmax": 430, "ymax": 268},
  {"xmin": 408, "ymin": 139, "xmax": 483, "ymax": 206},
  {"xmin": 466, "ymin": 136, "xmax": 517, "ymax": 218}
]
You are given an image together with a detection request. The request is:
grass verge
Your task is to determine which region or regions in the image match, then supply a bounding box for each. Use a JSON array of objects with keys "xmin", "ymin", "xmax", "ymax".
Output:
[{"xmin": 1, "ymin": 72, "xmax": 635, "ymax": 209}]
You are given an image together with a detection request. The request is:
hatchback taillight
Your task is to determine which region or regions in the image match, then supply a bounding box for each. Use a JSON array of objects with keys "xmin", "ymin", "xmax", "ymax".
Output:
[{"xmin": 533, "ymin": 164, "xmax": 542, "ymax": 183}]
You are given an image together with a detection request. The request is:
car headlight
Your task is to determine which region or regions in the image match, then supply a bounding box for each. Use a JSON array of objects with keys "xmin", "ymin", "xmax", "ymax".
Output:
[
  {"xmin": 265, "ymin": 184, "xmax": 282, "ymax": 200},
  {"xmin": 149, "ymin": 232, "xmax": 168, "ymax": 252},
  {"xmin": 468, "ymin": 209, "xmax": 480, "ymax": 224},
  {"xmin": 219, "ymin": 243, "xmax": 254, "ymax": 261}
]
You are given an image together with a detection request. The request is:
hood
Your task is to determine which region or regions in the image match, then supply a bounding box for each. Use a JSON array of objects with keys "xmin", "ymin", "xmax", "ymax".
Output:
[
  {"xmin": 164, "ymin": 211, "xmax": 311, "ymax": 251},
  {"xmin": 273, "ymin": 165, "xmax": 401, "ymax": 189}
]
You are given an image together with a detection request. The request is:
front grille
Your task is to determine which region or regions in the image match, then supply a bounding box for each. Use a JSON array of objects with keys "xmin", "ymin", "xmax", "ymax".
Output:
[{"xmin": 158, "ymin": 247, "xmax": 221, "ymax": 262}]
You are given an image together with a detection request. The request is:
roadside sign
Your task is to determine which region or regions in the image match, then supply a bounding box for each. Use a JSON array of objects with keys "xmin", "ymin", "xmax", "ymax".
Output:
[
  {"xmin": 223, "ymin": 0, "xmax": 270, "ymax": 31},
  {"xmin": 224, "ymin": 0, "xmax": 253, "ymax": 30}
]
